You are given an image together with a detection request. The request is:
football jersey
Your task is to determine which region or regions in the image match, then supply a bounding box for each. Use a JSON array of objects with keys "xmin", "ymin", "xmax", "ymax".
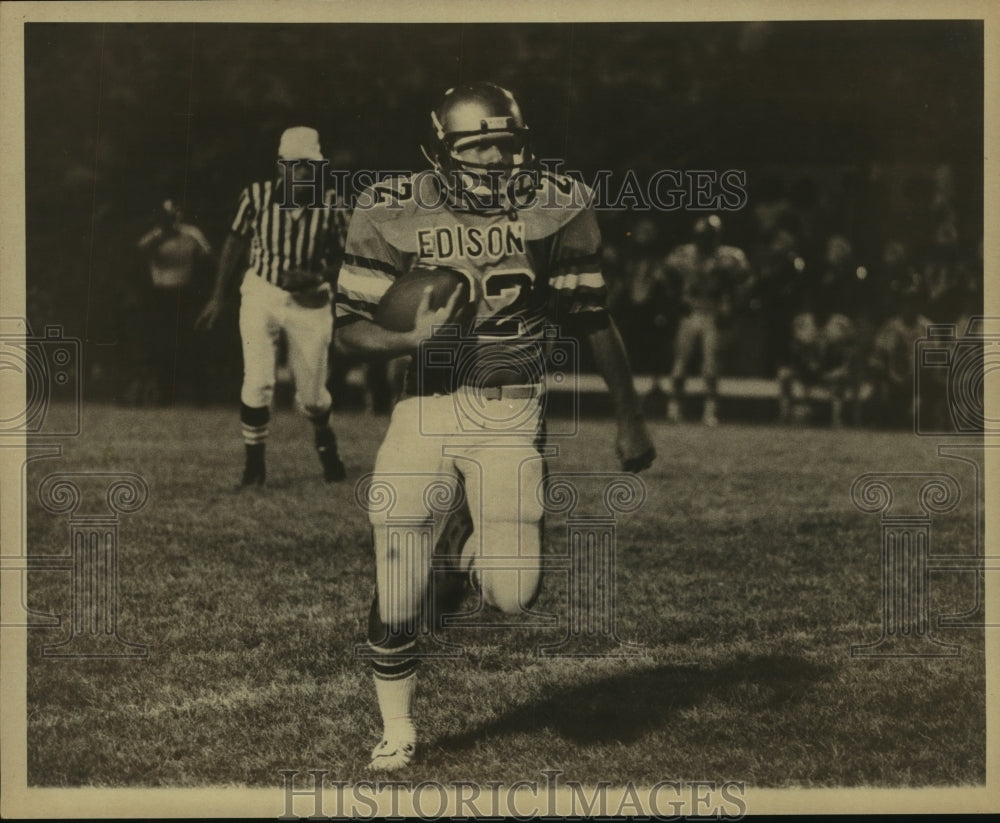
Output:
[
  {"xmin": 665, "ymin": 243, "xmax": 749, "ymax": 312},
  {"xmin": 336, "ymin": 171, "xmax": 608, "ymax": 392}
]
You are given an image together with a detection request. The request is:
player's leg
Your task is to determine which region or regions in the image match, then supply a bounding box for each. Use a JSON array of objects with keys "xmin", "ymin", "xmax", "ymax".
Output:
[
  {"xmin": 238, "ymin": 279, "xmax": 281, "ymax": 486},
  {"xmin": 669, "ymin": 315, "xmax": 696, "ymax": 422},
  {"xmin": 284, "ymin": 300, "xmax": 345, "ymax": 481},
  {"xmin": 701, "ymin": 311, "xmax": 720, "ymax": 426},
  {"xmin": 428, "ymin": 485, "xmax": 475, "ymax": 630},
  {"xmin": 365, "ymin": 396, "xmax": 455, "ymax": 770},
  {"xmin": 458, "ymin": 427, "xmax": 546, "ymax": 615},
  {"xmin": 777, "ymin": 365, "xmax": 795, "ymax": 423}
]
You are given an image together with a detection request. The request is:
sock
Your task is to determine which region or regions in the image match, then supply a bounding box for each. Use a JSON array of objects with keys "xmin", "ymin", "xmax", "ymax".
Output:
[
  {"xmin": 368, "ymin": 595, "xmax": 418, "ymax": 742},
  {"xmin": 244, "ymin": 442, "xmax": 265, "ymax": 467},
  {"xmin": 309, "ymin": 408, "xmax": 333, "ymax": 444},
  {"xmin": 373, "ymin": 675, "xmax": 417, "ymax": 743},
  {"xmin": 704, "ymin": 376, "xmax": 718, "ymax": 401},
  {"xmin": 241, "ymin": 402, "xmax": 270, "ymax": 446}
]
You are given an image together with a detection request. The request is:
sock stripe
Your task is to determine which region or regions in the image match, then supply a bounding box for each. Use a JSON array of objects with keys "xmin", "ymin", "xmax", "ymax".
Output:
[
  {"xmin": 367, "ymin": 638, "xmax": 417, "ymax": 656},
  {"xmin": 242, "ymin": 423, "xmax": 269, "ymax": 445},
  {"xmin": 372, "ymin": 661, "xmax": 418, "ymax": 681},
  {"xmin": 372, "ymin": 657, "xmax": 414, "ymax": 674}
]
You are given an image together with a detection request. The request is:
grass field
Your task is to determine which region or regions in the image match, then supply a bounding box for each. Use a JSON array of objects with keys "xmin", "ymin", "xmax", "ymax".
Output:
[{"xmin": 24, "ymin": 403, "xmax": 985, "ymax": 788}]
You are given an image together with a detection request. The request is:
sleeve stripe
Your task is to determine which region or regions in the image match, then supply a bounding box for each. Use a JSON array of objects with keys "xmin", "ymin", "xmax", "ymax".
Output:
[
  {"xmin": 335, "ymin": 294, "xmax": 378, "ymax": 319},
  {"xmin": 334, "ymin": 312, "xmax": 365, "ymax": 327},
  {"xmin": 551, "ymin": 272, "xmax": 606, "ymax": 291},
  {"xmin": 338, "ymin": 268, "xmax": 393, "ymax": 303},
  {"xmin": 343, "ymin": 253, "xmax": 398, "ymax": 277}
]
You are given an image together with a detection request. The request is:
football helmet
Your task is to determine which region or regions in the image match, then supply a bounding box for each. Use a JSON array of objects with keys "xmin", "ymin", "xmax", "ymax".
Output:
[{"xmin": 422, "ymin": 82, "xmax": 536, "ymax": 213}]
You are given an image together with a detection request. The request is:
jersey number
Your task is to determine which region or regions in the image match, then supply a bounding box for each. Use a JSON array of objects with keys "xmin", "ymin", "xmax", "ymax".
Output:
[{"xmin": 476, "ymin": 268, "xmax": 534, "ymax": 337}]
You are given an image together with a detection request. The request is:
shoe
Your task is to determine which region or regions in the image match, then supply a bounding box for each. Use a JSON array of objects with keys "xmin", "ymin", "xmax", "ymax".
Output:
[
  {"xmin": 316, "ymin": 430, "xmax": 346, "ymax": 482},
  {"xmin": 702, "ymin": 399, "xmax": 719, "ymax": 427},
  {"xmin": 430, "ymin": 569, "xmax": 471, "ymax": 629},
  {"xmin": 368, "ymin": 737, "xmax": 416, "ymax": 772},
  {"xmin": 239, "ymin": 461, "xmax": 266, "ymax": 488}
]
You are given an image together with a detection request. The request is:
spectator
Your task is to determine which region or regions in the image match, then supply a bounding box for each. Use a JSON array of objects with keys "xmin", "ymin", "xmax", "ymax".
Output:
[
  {"xmin": 868, "ymin": 274, "xmax": 933, "ymax": 428},
  {"xmin": 778, "ymin": 287, "xmax": 857, "ymax": 427},
  {"xmin": 133, "ymin": 199, "xmax": 212, "ymax": 404}
]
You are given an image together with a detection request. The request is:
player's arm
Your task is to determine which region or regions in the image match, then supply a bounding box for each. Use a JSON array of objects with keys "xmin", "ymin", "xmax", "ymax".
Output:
[
  {"xmin": 137, "ymin": 226, "xmax": 166, "ymax": 253},
  {"xmin": 195, "ymin": 232, "xmax": 248, "ymax": 331},
  {"xmin": 183, "ymin": 225, "xmax": 213, "ymax": 257},
  {"xmin": 585, "ymin": 315, "xmax": 656, "ymax": 473},
  {"xmin": 336, "ymin": 286, "xmax": 461, "ymax": 358},
  {"xmin": 334, "ymin": 192, "xmax": 446, "ymax": 358},
  {"xmin": 553, "ymin": 198, "xmax": 654, "ymax": 473},
  {"xmin": 196, "ymin": 187, "xmax": 255, "ymax": 331}
]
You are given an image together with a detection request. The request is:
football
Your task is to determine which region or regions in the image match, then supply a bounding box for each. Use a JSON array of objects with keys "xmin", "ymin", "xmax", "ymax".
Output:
[{"xmin": 375, "ymin": 265, "xmax": 475, "ymax": 333}]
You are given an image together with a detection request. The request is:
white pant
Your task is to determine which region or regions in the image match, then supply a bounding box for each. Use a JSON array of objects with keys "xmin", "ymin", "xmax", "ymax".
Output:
[
  {"xmin": 671, "ymin": 309, "xmax": 719, "ymax": 380},
  {"xmin": 238, "ymin": 273, "xmax": 332, "ymax": 414},
  {"xmin": 369, "ymin": 390, "xmax": 546, "ymax": 620}
]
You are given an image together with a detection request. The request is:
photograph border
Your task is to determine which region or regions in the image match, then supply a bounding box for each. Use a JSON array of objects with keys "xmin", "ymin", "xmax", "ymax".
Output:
[{"xmin": 1, "ymin": 0, "xmax": 997, "ymax": 817}]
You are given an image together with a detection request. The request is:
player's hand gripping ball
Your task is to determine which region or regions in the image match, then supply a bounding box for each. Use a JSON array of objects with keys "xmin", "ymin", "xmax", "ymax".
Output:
[{"xmin": 375, "ymin": 265, "xmax": 475, "ymax": 334}]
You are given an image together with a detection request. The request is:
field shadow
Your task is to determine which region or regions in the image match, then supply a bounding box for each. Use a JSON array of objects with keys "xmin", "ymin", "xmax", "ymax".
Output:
[{"xmin": 435, "ymin": 654, "xmax": 829, "ymax": 749}]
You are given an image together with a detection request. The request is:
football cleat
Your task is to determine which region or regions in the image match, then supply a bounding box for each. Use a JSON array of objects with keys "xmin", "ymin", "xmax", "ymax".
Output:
[
  {"xmin": 316, "ymin": 429, "xmax": 346, "ymax": 482},
  {"xmin": 368, "ymin": 737, "xmax": 416, "ymax": 772},
  {"xmin": 238, "ymin": 465, "xmax": 266, "ymax": 489},
  {"xmin": 239, "ymin": 450, "xmax": 266, "ymax": 489},
  {"xmin": 702, "ymin": 399, "xmax": 719, "ymax": 427}
]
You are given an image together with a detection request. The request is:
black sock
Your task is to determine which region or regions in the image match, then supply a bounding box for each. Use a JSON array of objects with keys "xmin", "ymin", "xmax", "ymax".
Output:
[{"xmin": 241, "ymin": 403, "xmax": 270, "ymax": 446}]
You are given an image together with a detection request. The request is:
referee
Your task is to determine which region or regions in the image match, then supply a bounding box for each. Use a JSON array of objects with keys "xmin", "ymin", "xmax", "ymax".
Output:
[{"xmin": 196, "ymin": 126, "xmax": 348, "ymax": 487}]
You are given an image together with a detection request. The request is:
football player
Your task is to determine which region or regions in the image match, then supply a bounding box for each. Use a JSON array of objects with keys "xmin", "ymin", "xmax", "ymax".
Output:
[
  {"xmin": 335, "ymin": 82, "xmax": 655, "ymax": 770},
  {"xmin": 664, "ymin": 214, "xmax": 751, "ymax": 426}
]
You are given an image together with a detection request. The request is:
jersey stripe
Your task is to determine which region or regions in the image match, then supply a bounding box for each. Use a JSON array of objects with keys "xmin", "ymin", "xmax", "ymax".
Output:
[{"xmin": 343, "ymin": 253, "xmax": 399, "ymax": 278}]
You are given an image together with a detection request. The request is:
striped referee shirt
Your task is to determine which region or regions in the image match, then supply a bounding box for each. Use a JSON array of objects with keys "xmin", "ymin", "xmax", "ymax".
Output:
[{"xmin": 230, "ymin": 179, "xmax": 350, "ymax": 289}]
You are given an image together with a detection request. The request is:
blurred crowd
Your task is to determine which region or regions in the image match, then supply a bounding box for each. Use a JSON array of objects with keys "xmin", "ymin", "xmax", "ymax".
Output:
[
  {"xmin": 603, "ymin": 163, "xmax": 982, "ymax": 427},
  {"xmin": 23, "ymin": 23, "xmax": 983, "ymax": 426}
]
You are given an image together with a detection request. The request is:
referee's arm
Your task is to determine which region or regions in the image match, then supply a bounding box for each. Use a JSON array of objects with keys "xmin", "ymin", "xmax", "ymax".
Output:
[{"xmin": 195, "ymin": 232, "xmax": 249, "ymax": 331}]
